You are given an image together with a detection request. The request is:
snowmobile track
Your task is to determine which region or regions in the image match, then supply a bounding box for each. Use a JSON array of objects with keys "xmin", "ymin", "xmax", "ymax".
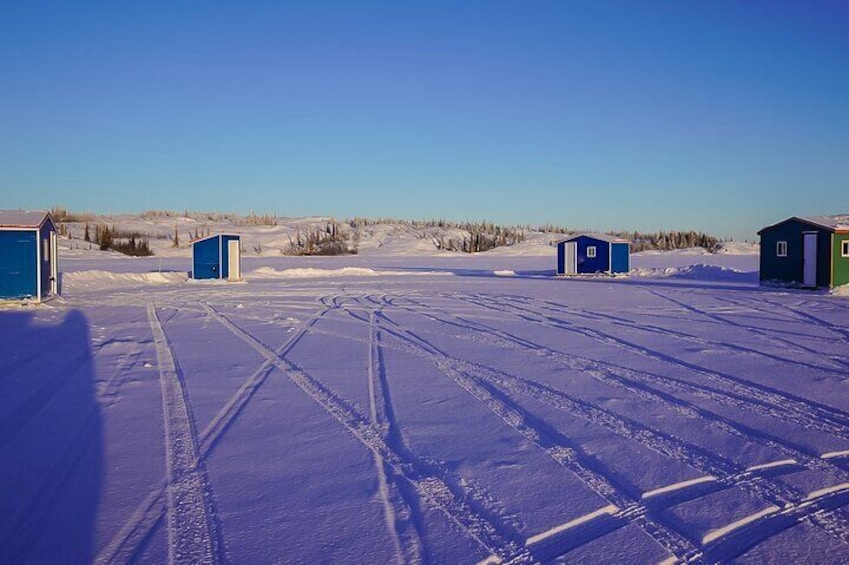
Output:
[
  {"xmin": 367, "ymin": 311, "xmax": 426, "ymax": 565},
  {"xmin": 97, "ymin": 303, "xmax": 331, "ymax": 565},
  {"xmin": 147, "ymin": 303, "xmax": 224, "ymax": 565},
  {"xmin": 203, "ymin": 302, "xmax": 533, "ymax": 563},
  {"xmin": 358, "ymin": 294, "xmax": 849, "ymax": 560}
]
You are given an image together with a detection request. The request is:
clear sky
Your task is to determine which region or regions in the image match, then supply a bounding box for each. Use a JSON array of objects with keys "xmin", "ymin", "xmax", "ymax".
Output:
[{"xmin": 1, "ymin": 1, "xmax": 847, "ymax": 239}]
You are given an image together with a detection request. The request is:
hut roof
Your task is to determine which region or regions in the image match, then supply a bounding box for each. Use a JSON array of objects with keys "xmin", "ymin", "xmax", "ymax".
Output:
[
  {"xmin": 191, "ymin": 233, "xmax": 241, "ymax": 245},
  {"xmin": 556, "ymin": 232, "xmax": 630, "ymax": 244},
  {"xmin": 757, "ymin": 215, "xmax": 849, "ymax": 235},
  {"xmin": 0, "ymin": 210, "xmax": 51, "ymax": 229}
]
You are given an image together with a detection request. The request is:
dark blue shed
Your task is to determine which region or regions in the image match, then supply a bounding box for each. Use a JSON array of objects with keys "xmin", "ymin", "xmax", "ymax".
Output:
[
  {"xmin": 556, "ymin": 233, "xmax": 630, "ymax": 276},
  {"xmin": 0, "ymin": 210, "xmax": 59, "ymax": 301},
  {"xmin": 191, "ymin": 234, "xmax": 242, "ymax": 280}
]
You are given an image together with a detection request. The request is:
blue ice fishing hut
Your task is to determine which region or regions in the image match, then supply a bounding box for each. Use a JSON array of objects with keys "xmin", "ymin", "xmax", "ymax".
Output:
[
  {"xmin": 556, "ymin": 233, "xmax": 631, "ymax": 276},
  {"xmin": 0, "ymin": 210, "xmax": 59, "ymax": 301},
  {"xmin": 191, "ymin": 234, "xmax": 242, "ymax": 280}
]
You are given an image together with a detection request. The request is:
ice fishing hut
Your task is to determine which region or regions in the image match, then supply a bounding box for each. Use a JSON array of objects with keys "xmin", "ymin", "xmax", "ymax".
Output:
[
  {"xmin": 556, "ymin": 233, "xmax": 630, "ymax": 276},
  {"xmin": 0, "ymin": 210, "xmax": 59, "ymax": 301},
  {"xmin": 191, "ymin": 234, "xmax": 242, "ymax": 281},
  {"xmin": 758, "ymin": 215, "xmax": 849, "ymax": 288}
]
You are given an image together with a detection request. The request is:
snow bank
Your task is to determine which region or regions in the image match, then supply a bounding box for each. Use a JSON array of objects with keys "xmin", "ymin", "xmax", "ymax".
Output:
[
  {"xmin": 246, "ymin": 267, "xmax": 448, "ymax": 279},
  {"xmin": 63, "ymin": 270, "xmax": 187, "ymax": 287},
  {"xmin": 831, "ymin": 284, "xmax": 849, "ymax": 297},
  {"xmin": 249, "ymin": 267, "xmax": 381, "ymax": 278},
  {"xmin": 630, "ymin": 263, "xmax": 757, "ymax": 282},
  {"xmin": 635, "ymin": 247, "xmax": 714, "ymax": 257}
]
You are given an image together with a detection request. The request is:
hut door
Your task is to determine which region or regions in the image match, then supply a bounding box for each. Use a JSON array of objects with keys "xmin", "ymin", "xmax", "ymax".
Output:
[
  {"xmin": 803, "ymin": 232, "xmax": 817, "ymax": 288},
  {"xmin": 50, "ymin": 232, "xmax": 59, "ymax": 295},
  {"xmin": 228, "ymin": 240, "xmax": 241, "ymax": 281},
  {"xmin": 566, "ymin": 242, "xmax": 578, "ymax": 275}
]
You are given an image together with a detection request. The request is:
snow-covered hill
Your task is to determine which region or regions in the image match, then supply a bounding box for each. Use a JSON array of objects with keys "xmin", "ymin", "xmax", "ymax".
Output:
[{"xmin": 54, "ymin": 213, "xmax": 755, "ymax": 259}]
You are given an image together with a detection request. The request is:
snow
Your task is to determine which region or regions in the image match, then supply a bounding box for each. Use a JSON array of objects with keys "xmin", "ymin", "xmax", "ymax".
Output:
[
  {"xmin": 629, "ymin": 264, "xmax": 758, "ymax": 283},
  {"xmin": 702, "ymin": 506, "xmax": 781, "ymax": 545},
  {"xmin": 833, "ymin": 285, "xmax": 849, "ymax": 297},
  {"xmin": 524, "ymin": 504, "xmax": 619, "ymax": 547},
  {"xmin": 641, "ymin": 476, "xmax": 717, "ymax": 500},
  {"xmin": 63, "ymin": 270, "xmax": 187, "ymax": 288},
  {"xmin": 246, "ymin": 266, "xmax": 448, "ymax": 279},
  {"xmin": 715, "ymin": 241, "xmax": 759, "ymax": 255},
  {"xmin": 745, "ymin": 459, "xmax": 798, "ymax": 472},
  {"xmin": 3, "ymin": 229, "xmax": 849, "ymax": 563}
]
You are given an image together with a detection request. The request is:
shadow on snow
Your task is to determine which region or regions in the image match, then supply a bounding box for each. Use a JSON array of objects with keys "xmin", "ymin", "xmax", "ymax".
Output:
[{"xmin": 0, "ymin": 309, "xmax": 102, "ymax": 563}]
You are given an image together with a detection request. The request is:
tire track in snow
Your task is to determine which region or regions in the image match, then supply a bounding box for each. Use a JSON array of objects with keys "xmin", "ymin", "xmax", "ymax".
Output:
[
  {"xmin": 97, "ymin": 304, "xmax": 330, "ymax": 565},
  {"xmin": 520, "ymin": 295, "xmax": 847, "ymax": 375},
  {"xmin": 398, "ymin": 296, "xmax": 849, "ymax": 498},
  {"xmin": 367, "ymin": 311, "xmax": 426, "ymax": 564},
  {"xmin": 396, "ymin": 295, "xmax": 825, "ymax": 465},
  {"xmin": 147, "ymin": 303, "xmax": 224, "ymax": 565},
  {"xmin": 453, "ymin": 292, "xmax": 849, "ymax": 445},
  {"xmin": 646, "ymin": 289, "xmax": 849, "ymax": 374},
  {"xmin": 364, "ymin": 309, "xmax": 699, "ymax": 561},
  {"xmin": 683, "ymin": 483, "xmax": 849, "ymax": 563},
  {"xmin": 366, "ymin": 301, "xmax": 849, "ymax": 557},
  {"xmin": 201, "ymin": 303, "xmax": 531, "ymax": 563},
  {"xmin": 713, "ymin": 295, "xmax": 849, "ymax": 368}
]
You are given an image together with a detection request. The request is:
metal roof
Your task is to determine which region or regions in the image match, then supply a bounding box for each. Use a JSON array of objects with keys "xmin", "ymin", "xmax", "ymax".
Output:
[
  {"xmin": 800, "ymin": 215, "xmax": 849, "ymax": 231},
  {"xmin": 758, "ymin": 215, "xmax": 849, "ymax": 234},
  {"xmin": 190, "ymin": 233, "xmax": 241, "ymax": 245},
  {"xmin": 555, "ymin": 232, "xmax": 631, "ymax": 244},
  {"xmin": 0, "ymin": 210, "xmax": 51, "ymax": 229}
]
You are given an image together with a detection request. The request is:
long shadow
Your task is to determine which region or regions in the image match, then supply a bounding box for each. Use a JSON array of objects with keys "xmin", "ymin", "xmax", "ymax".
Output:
[{"xmin": 0, "ymin": 309, "xmax": 102, "ymax": 563}]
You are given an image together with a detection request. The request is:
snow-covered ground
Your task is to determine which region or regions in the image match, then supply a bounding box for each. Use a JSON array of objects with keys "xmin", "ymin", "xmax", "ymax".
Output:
[{"xmin": 4, "ymin": 243, "xmax": 849, "ymax": 564}]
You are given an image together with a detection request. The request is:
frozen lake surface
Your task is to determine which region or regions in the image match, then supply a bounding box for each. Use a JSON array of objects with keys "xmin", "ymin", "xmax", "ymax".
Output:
[{"xmin": 3, "ymin": 252, "xmax": 849, "ymax": 564}]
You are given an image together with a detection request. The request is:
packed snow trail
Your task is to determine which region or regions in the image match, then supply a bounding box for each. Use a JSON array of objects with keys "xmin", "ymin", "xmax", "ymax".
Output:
[
  {"xmin": 147, "ymin": 303, "xmax": 224, "ymax": 565},
  {"xmin": 366, "ymin": 311, "xmax": 426, "ymax": 564}
]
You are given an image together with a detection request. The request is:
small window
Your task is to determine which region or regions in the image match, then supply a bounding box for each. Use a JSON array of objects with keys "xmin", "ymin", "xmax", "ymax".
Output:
[
  {"xmin": 43, "ymin": 238, "xmax": 50, "ymax": 261},
  {"xmin": 776, "ymin": 241, "xmax": 787, "ymax": 257},
  {"xmin": 587, "ymin": 246, "xmax": 597, "ymax": 258},
  {"xmin": 842, "ymin": 240, "xmax": 849, "ymax": 258}
]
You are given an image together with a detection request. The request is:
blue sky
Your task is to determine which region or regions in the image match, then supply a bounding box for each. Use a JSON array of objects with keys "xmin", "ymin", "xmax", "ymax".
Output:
[{"xmin": 1, "ymin": 1, "xmax": 847, "ymax": 239}]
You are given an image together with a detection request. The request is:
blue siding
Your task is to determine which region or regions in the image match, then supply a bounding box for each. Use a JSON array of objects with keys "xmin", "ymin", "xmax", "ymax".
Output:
[
  {"xmin": 192, "ymin": 235, "xmax": 240, "ymax": 280},
  {"xmin": 611, "ymin": 243, "xmax": 630, "ymax": 273},
  {"xmin": 0, "ymin": 230, "xmax": 38, "ymax": 299},
  {"xmin": 193, "ymin": 237, "xmax": 222, "ymax": 279},
  {"xmin": 576, "ymin": 236, "xmax": 610, "ymax": 274}
]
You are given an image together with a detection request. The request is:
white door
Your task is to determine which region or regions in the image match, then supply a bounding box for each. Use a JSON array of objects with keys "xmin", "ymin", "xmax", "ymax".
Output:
[
  {"xmin": 50, "ymin": 232, "xmax": 59, "ymax": 295},
  {"xmin": 803, "ymin": 232, "xmax": 817, "ymax": 287},
  {"xmin": 228, "ymin": 240, "xmax": 241, "ymax": 281},
  {"xmin": 566, "ymin": 242, "xmax": 578, "ymax": 275}
]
